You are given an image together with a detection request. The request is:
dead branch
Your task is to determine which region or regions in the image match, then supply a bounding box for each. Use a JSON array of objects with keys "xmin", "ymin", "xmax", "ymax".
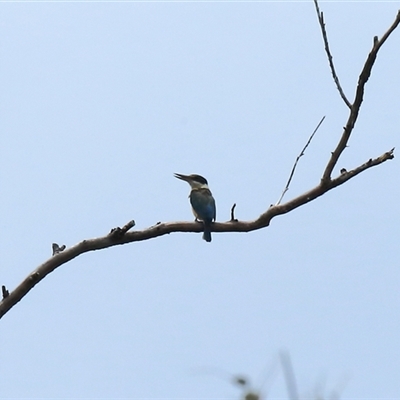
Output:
[
  {"xmin": 0, "ymin": 148, "xmax": 394, "ymax": 319},
  {"xmin": 313, "ymin": 0, "xmax": 351, "ymax": 109},
  {"xmin": 321, "ymin": 8, "xmax": 400, "ymax": 183},
  {"xmin": 0, "ymin": 5, "xmax": 398, "ymax": 320},
  {"xmin": 276, "ymin": 116, "xmax": 325, "ymax": 205}
]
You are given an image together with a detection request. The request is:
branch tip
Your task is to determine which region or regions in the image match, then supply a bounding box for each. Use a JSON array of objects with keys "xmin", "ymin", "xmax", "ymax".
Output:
[{"xmin": 314, "ymin": 0, "xmax": 351, "ymax": 108}]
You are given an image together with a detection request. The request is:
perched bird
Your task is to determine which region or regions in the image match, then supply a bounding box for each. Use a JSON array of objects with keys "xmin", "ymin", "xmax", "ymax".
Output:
[{"xmin": 174, "ymin": 173, "xmax": 216, "ymax": 242}]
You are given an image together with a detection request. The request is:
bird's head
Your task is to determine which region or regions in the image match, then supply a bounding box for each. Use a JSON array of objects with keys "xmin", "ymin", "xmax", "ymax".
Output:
[{"xmin": 174, "ymin": 173, "xmax": 209, "ymax": 189}]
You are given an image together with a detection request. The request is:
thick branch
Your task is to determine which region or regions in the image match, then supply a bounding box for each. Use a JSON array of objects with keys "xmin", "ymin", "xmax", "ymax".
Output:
[{"xmin": 0, "ymin": 148, "xmax": 394, "ymax": 320}]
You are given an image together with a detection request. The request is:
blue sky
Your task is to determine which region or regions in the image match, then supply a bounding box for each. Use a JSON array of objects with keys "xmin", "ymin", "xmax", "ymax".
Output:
[{"xmin": 0, "ymin": 2, "xmax": 399, "ymax": 399}]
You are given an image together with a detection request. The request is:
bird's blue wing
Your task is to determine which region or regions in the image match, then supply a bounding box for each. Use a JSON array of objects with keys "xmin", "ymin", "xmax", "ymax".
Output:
[{"xmin": 190, "ymin": 189, "xmax": 216, "ymax": 222}]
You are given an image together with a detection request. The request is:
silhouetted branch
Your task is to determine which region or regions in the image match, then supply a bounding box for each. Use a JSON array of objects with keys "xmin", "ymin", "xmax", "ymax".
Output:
[
  {"xmin": 276, "ymin": 116, "xmax": 325, "ymax": 205},
  {"xmin": 0, "ymin": 148, "xmax": 394, "ymax": 319},
  {"xmin": 0, "ymin": 6, "xmax": 398, "ymax": 320},
  {"xmin": 313, "ymin": 0, "xmax": 351, "ymax": 109},
  {"xmin": 321, "ymin": 8, "xmax": 400, "ymax": 183},
  {"xmin": 230, "ymin": 203, "xmax": 237, "ymax": 222}
]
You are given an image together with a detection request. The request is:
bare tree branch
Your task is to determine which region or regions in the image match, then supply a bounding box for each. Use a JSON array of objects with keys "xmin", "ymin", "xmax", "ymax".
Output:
[
  {"xmin": 322, "ymin": 9, "xmax": 400, "ymax": 183},
  {"xmin": 0, "ymin": 148, "xmax": 394, "ymax": 319},
  {"xmin": 276, "ymin": 116, "xmax": 325, "ymax": 205},
  {"xmin": 313, "ymin": 0, "xmax": 352, "ymax": 109},
  {"xmin": 0, "ymin": 5, "xmax": 398, "ymax": 320}
]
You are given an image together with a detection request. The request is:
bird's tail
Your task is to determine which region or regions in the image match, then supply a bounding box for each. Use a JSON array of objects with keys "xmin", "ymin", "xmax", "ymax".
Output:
[{"xmin": 202, "ymin": 222, "xmax": 212, "ymax": 242}]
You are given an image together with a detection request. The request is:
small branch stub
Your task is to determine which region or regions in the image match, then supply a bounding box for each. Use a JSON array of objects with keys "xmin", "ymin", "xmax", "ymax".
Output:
[
  {"xmin": 230, "ymin": 203, "xmax": 238, "ymax": 222},
  {"xmin": 109, "ymin": 220, "xmax": 136, "ymax": 239},
  {"xmin": 52, "ymin": 243, "xmax": 66, "ymax": 256},
  {"xmin": 2, "ymin": 285, "xmax": 9, "ymax": 300}
]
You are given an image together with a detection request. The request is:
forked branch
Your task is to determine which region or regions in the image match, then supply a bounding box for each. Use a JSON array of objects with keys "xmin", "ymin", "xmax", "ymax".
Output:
[
  {"xmin": 0, "ymin": 148, "xmax": 394, "ymax": 319},
  {"xmin": 0, "ymin": 3, "xmax": 398, "ymax": 320},
  {"xmin": 321, "ymin": 8, "xmax": 400, "ymax": 183}
]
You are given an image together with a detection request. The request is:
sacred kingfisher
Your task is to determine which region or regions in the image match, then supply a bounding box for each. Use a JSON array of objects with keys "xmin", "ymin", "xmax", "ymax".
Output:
[{"xmin": 174, "ymin": 173, "xmax": 216, "ymax": 242}]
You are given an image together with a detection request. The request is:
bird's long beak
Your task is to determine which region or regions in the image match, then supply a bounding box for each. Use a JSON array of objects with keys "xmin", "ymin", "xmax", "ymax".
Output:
[{"xmin": 174, "ymin": 173, "xmax": 191, "ymax": 182}]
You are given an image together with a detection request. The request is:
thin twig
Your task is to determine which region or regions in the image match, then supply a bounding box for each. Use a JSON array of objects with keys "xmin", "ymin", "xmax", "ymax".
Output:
[
  {"xmin": 313, "ymin": 0, "xmax": 352, "ymax": 109},
  {"xmin": 276, "ymin": 116, "xmax": 325, "ymax": 205},
  {"xmin": 230, "ymin": 203, "xmax": 237, "ymax": 221}
]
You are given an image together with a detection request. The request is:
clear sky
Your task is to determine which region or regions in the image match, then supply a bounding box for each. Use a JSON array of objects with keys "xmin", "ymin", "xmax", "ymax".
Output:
[{"xmin": 0, "ymin": 2, "xmax": 399, "ymax": 399}]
